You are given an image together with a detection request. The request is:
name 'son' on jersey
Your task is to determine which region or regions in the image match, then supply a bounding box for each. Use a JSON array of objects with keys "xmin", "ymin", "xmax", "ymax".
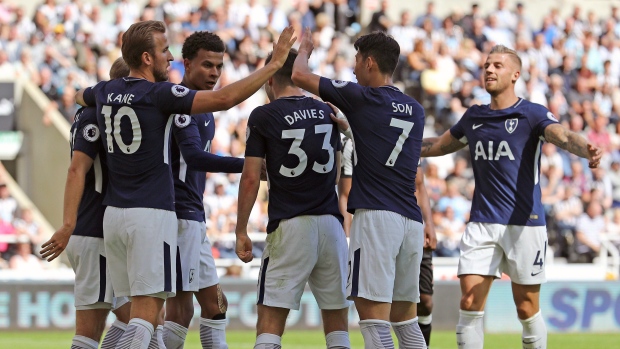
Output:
[
  {"xmin": 284, "ymin": 108, "xmax": 325, "ymax": 125},
  {"xmin": 392, "ymin": 102, "xmax": 413, "ymax": 115},
  {"xmin": 474, "ymin": 140, "xmax": 515, "ymax": 161}
]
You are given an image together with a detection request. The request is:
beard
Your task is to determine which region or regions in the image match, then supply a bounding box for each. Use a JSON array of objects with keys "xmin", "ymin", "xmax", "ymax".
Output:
[{"xmin": 153, "ymin": 66, "xmax": 169, "ymax": 82}]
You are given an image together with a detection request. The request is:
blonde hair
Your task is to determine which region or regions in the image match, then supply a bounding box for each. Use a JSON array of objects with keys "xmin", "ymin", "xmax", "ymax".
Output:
[
  {"xmin": 109, "ymin": 57, "xmax": 130, "ymax": 79},
  {"xmin": 489, "ymin": 45, "xmax": 522, "ymax": 69}
]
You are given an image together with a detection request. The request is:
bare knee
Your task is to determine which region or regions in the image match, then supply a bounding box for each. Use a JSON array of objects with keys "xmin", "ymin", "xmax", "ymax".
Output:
[
  {"xmin": 112, "ymin": 302, "xmax": 131, "ymax": 324},
  {"xmin": 198, "ymin": 285, "xmax": 228, "ymax": 319},
  {"xmin": 417, "ymin": 294, "xmax": 433, "ymax": 316},
  {"xmin": 515, "ymin": 301, "xmax": 538, "ymax": 319},
  {"xmin": 460, "ymin": 292, "xmax": 484, "ymax": 311}
]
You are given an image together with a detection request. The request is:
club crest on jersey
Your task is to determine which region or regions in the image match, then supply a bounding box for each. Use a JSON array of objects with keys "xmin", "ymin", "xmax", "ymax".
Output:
[
  {"xmin": 505, "ymin": 118, "xmax": 518, "ymax": 134},
  {"xmin": 171, "ymin": 84, "xmax": 190, "ymax": 97},
  {"xmin": 189, "ymin": 269, "xmax": 195, "ymax": 283},
  {"xmin": 331, "ymin": 80, "xmax": 349, "ymax": 88},
  {"xmin": 175, "ymin": 114, "xmax": 191, "ymax": 128},
  {"xmin": 83, "ymin": 124, "xmax": 100, "ymax": 142}
]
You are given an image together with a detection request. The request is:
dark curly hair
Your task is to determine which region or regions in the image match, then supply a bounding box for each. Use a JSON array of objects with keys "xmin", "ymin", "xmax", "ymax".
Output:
[{"xmin": 182, "ymin": 31, "xmax": 226, "ymax": 60}]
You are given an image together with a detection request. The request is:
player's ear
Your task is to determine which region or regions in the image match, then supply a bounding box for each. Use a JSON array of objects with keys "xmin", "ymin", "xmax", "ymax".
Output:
[
  {"xmin": 183, "ymin": 58, "xmax": 191, "ymax": 72},
  {"xmin": 142, "ymin": 51, "xmax": 152, "ymax": 67},
  {"xmin": 512, "ymin": 70, "xmax": 520, "ymax": 84}
]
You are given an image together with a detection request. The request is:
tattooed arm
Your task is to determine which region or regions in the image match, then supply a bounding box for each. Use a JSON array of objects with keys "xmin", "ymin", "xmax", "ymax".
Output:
[
  {"xmin": 421, "ymin": 130, "xmax": 467, "ymax": 157},
  {"xmin": 544, "ymin": 124, "xmax": 602, "ymax": 168}
]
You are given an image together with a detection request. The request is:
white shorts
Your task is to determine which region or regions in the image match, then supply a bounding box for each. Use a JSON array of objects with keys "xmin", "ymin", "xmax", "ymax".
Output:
[
  {"xmin": 458, "ymin": 222, "xmax": 548, "ymax": 285},
  {"xmin": 176, "ymin": 219, "xmax": 203, "ymax": 292},
  {"xmin": 347, "ymin": 210, "xmax": 424, "ymax": 303},
  {"xmin": 66, "ymin": 235, "xmax": 114, "ymax": 309},
  {"xmin": 258, "ymin": 215, "xmax": 350, "ymax": 310},
  {"xmin": 104, "ymin": 207, "xmax": 177, "ymax": 299},
  {"xmin": 198, "ymin": 234, "xmax": 220, "ymax": 290}
]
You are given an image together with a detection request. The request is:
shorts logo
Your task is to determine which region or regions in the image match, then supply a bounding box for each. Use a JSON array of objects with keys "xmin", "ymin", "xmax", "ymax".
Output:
[
  {"xmin": 547, "ymin": 111, "xmax": 558, "ymax": 122},
  {"xmin": 505, "ymin": 118, "xmax": 518, "ymax": 134},
  {"xmin": 189, "ymin": 269, "xmax": 195, "ymax": 283},
  {"xmin": 331, "ymin": 80, "xmax": 349, "ymax": 88},
  {"xmin": 175, "ymin": 114, "xmax": 191, "ymax": 128},
  {"xmin": 83, "ymin": 124, "xmax": 100, "ymax": 142},
  {"xmin": 171, "ymin": 85, "xmax": 190, "ymax": 97}
]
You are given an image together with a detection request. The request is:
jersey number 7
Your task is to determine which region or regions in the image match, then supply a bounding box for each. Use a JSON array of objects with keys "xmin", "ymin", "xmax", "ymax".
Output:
[{"xmin": 385, "ymin": 118, "xmax": 414, "ymax": 167}]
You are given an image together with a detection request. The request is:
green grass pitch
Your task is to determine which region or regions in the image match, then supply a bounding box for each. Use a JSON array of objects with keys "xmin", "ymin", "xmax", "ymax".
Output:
[{"xmin": 2, "ymin": 330, "xmax": 620, "ymax": 348}]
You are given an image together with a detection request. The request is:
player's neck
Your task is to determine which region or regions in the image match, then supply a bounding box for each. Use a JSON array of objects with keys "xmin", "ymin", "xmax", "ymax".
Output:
[
  {"xmin": 490, "ymin": 90, "xmax": 519, "ymax": 110},
  {"xmin": 365, "ymin": 74, "xmax": 393, "ymax": 88},
  {"xmin": 273, "ymin": 85, "xmax": 304, "ymax": 100},
  {"xmin": 128, "ymin": 68, "xmax": 155, "ymax": 82},
  {"xmin": 181, "ymin": 77, "xmax": 197, "ymax": 90}
]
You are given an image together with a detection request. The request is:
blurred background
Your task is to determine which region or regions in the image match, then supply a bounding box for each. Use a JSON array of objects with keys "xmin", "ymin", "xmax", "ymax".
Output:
[{"xmin": 0, "ymin": 0, "xmax": 619, "ymax": 339}]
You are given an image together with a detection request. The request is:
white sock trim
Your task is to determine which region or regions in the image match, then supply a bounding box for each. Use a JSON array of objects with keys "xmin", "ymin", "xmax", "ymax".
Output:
[
  {"xmin": 359, "ymin": 319, "xmax": 391, "ymax": 327},
  {"xmin": 418, "ymin": 314, "xmax": 432, "ymax": 325},
  {"xmin": 519, "ymin": 310, "xmax": 542, "ymax": 325},
  {"xmin": 459, "ymin": 310, "xmax": 484, "ymax": 318},
  {"xmin": 325, "ymin": 331, "xmax": 350, "ymax": 348},
  {"xmin": 391, "ymin": 316, "xmax": 418, "ymax": 328},
  {"xmin": 200, "ymin": 317, "xmax": 227, "ymax": 330},
  {"xmin": 128, "ymin": 318, "xmax": 155, "ymax": 336},
  {"xmin": 164, "ymin": 321, "xmax": 188, "ymax": 337},
  {"xmin": 73, "ymin": 335, "xmax": 99, "ymax": 349},
  {"xmin": 111, "ymin": 319, "xmax": 128, "ymax": 331},
  {"xmin": 256, "ymin": 333, "xmax": 281, "ymax": 346}
]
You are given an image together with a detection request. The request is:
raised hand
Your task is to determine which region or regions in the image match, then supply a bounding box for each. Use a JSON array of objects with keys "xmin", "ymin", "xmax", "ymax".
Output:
[
  {"xmin": 270, "ymin": 26, "xmax": 297, "ymax": 68},
  {"xmin": 298, "ymin": 27, "xmax": 314, "ymax": 56},
  {"xmin": 587, "ymin": 143, "xmax": 602, "ymax": 168},
  {"xmin": 327, "ymin": 101, "xmax": 350, "ymax": 133}
]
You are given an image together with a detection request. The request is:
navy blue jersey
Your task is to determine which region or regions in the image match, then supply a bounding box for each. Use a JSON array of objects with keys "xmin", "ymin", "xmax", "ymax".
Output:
[
  {"xmin": 83, "ymin": 77, "xmax": 196, "ymax": 211},
  {"xmin": 245, "ymin": 96, "xmax": 343, "ymax": 233},
  {"xmin": 70, "ymin": 107, "xmax": 106, "ymax": 238},
  {"xmin": 319, "ymin": 78, "xmax": 424, "ymax": 223},
  {"xmin": 450, "ymin": 98, "xmax": 559, "ymax": 226},
  {"xmin": 171, "ymin": 111, "xmax": 244, "ymax": 222}
]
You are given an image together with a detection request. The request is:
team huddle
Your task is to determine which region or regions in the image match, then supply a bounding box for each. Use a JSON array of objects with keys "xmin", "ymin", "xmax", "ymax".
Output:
[{"xmin": 40, "ymin": 19, "xmax": 601, "ymax": 349}]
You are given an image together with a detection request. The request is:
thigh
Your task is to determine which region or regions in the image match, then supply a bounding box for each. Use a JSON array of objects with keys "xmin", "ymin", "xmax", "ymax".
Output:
[
  {"xmin": 347, "ymin": 210, "xmax": 404, "ymax": 303},
  {"xmin": 126, "ymin": 208, "xmax": 178, "ymax": 299},
  {"xmin": 258, "ymin": 216, "xmax": 318, "ymax": 310},
  {"xmin": 502, "ymin": 225, "xmax": 548, "ymax": 285},
  {"xmin": 198, "ymin": 232, "xmax": 220, "ymax": 290},
  {"xmin": 67, "ymin": 236, "xmax": 113, "ymax": 309},
  {"xmin": 393, "ymin": 219, "xmax": 424, "ymax": 303},
  {"xmin": 176, "ymin": 219, "xmax": 203, "ymax": 292},
  {"xmin": 458, "ymin": 222, "xmax": 504, "ymax": 279},
  {"xmin": 103, "ymin": 206, "xmax": 131, "ymax": 298},
  {"xmin": 308, "ymin": 215, "xmax": 350, "ymax": 310}
]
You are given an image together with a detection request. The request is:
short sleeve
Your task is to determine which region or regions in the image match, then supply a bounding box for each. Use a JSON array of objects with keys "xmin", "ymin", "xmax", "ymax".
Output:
[
  {"xmin": 530, "ymin": 104, "xmax": 559, "ymax": 139},
  {"xmin": 73, "ymin": 108, "xmax": 101, "ymax": 159},
  {"xmin": 245, "ymin": 109, "xmax": 267, "ymax": 158},
  {"xmin": 449, "ymin": 108, "xmax": 472, "ymax": 144},
  {"xmin": 82, "ymin": 82, "xmax": 103, "ymax": 107},
  {"xmin": 150, "ymin": 82, "xmax": 197, "ymax": 117},
  {"xmin": 318, "ymin": 77, "xmax": 363, "ymax": 114}
]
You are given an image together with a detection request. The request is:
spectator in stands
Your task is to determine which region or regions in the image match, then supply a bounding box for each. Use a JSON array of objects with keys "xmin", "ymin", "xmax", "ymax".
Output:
[
  {"xmin": 0, "ymin": 183, "xmax": 16, "ymax": 223},
  {"xmin": 436, "ymin": 180, "xmax": 470, "ymax": 223},
  {"xmin": 433, "ymin": 206, "xmax": 463, "ymax": 257},
  {"xmin": 574, "ymin": 201, "xmax": 606, "ymax": 263},
  {"xmin": 609, "ymin": 160, "xmax": 620, "ymax": 208},
  {"xmin": 0, "ymin": 214, "xmax": 15, "ymax": 257},
  {"xmin": 367, "ymin": 0, "xmax": 389, "ymax": 33},
  {"xmin": 9, "ymin": 242, "xmax": 43, "ymax": 271},
  {"xmin": 415, "ymin": 1, "xmax": 440, "ymax": 29},
  {"xmin": 14, "ymin": 208, "xmax": 45, "ymax": 248}
]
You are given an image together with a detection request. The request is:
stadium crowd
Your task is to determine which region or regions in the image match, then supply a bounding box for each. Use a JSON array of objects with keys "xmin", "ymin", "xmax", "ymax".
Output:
[{"xmin": 0, "ymin": 0, "xmax": 619, "ymax": 264}]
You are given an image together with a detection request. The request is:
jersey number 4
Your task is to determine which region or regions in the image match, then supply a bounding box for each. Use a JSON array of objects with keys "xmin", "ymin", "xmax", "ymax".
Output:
[
  {"xmin": 280, "ymin": 124, "xmax": 334, "ymax": 178},
  {"xmin": 101, "ymin": 105, "xmax": 142, "ymax": 154},
  {"xmin": 385, "ymin": 118, "xmax": 414, "ymax": 167}
]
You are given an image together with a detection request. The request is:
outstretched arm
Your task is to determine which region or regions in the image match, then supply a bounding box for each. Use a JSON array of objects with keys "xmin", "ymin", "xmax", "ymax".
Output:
[
  {"xmin": 291, "ymin": 28, "xmax": 321, "ymax": 96},
  {"xmin": 235, "ymin": 157, "xmax": 263, "ymax": 263},
  {"xmin": 191, "ymin": 27, "xmax": 297, "ymax": 114},
  {"xmin": 421, "ymin": 130, "xmax": 467, "ymax": 157},
  {"xmin": 544, "ymin": 124, "xmax": 602, "ymax": 168}
]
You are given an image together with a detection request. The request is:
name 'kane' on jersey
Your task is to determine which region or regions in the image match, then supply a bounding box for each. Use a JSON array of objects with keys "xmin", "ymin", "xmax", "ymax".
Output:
[
  {"xmin": 318, "ymin": 78, "xmax": 424, "ymax": 223},
  {"xmin": 450, "ymin": 98, "xmax": 559, "ymax": 226},
  {"xmin": 245, "ymin": 96, "xmax": 343, "ymax": 233},
  {"xmin": 83, "ymin": 78, "xmax": 196, "ymax": 211},
  {"xmin": 70, "ymin": 107, "xmax": 106, "ymax": 238}
]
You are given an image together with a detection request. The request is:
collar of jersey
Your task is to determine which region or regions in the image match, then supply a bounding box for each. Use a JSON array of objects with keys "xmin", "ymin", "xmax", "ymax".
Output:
[
  {"xmin": 122, "ymin": 77, "xmax": 147, "ymax": 82},
  {"xmin": 278, "ymin": 95, "xmax": 308, "ymax": 101},
  {"xmin": 379, "ymin": 85, "xmax": 401, "ymax": 92}
]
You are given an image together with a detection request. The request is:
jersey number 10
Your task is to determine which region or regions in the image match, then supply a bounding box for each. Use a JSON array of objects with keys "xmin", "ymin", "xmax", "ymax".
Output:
[{"xmin": 101, "ymin": 105, "xmax": 142, "ymax": 154}]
